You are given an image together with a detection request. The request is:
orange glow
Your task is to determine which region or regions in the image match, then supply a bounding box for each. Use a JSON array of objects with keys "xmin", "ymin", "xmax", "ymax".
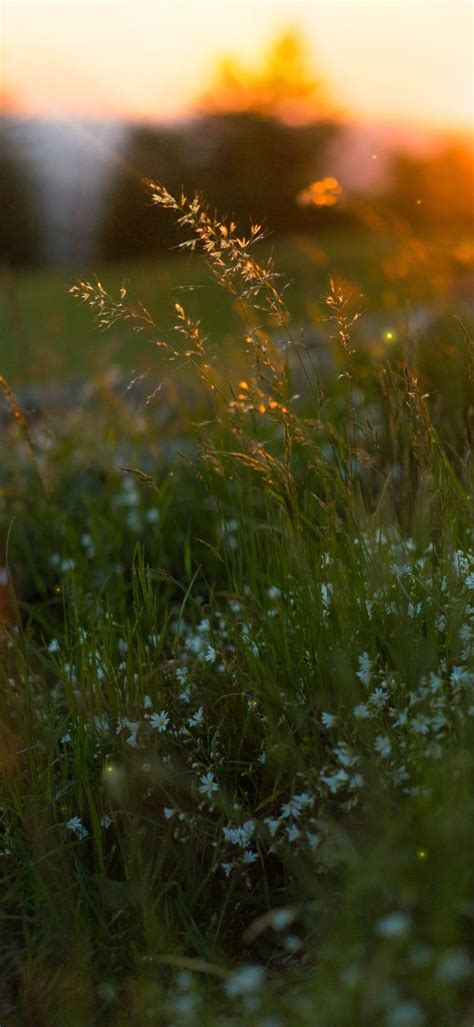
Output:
[
  {"xmin": 2, "ymin": 2, "xmax": 473, "ymax": 133},
  {"xmin": 197, "ymin": 29, "xmax": 332, "ymax": 123},
  {"xmin": 297, "ymin": 177, "xmax": 343, "ymax": 208}
]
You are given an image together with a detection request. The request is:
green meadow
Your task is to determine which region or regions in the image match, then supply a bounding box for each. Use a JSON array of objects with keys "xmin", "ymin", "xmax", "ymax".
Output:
[
  {"xmin": 2, "ymin": 229, "xmax": 463, "ymax": 384},
  {"xmin": 0, "ymin": 191, "xmax": 473, "ymax": 1026}
]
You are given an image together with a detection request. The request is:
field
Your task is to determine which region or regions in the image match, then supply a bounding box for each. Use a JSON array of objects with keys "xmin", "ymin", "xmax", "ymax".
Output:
[
  {"xmin": 0, "ymin": 194, "xmax": 473, "ymax": 1026},
  {"xmin": 2, "ymin": 227, "xmax": 470, "ymax": 385}
]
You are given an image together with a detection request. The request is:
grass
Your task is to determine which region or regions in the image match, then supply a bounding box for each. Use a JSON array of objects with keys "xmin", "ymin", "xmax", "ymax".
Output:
[
  {"xmin": 2, "ymin": 225, "xmax": 470, "ymax": 385},
  {"xmin": 0, "ymin": 184, "xmax": 473, "ymax": 1026}
]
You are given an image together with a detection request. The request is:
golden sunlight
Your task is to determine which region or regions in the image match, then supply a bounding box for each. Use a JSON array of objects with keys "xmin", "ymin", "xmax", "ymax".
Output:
[{"xmin": 3, "ymin": 1, "xmax": 473, "ymax": 132}]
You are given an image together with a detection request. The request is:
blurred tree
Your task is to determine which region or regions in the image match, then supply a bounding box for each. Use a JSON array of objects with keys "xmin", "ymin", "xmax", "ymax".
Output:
[
  {"xmin": 187, "ymin": 111, "xmax": 337, "ymax": 232},
  {"xmin": 0, "ymin": 123, "xmax": 43, "ymax": 267},
  {"xmin": 98, "ymin": 29, "xmax": 342, "ymax": 263},
  {"xmin": 385, "ymin": 140, "xmax": 474, "ymax": 230},
  {"xmin": 197, "ymin": 28, "xmax": 333, "ymax": 124},
  {"xmin": 98, "ymin": 126, "xmax": 188, "ymax": 262}
]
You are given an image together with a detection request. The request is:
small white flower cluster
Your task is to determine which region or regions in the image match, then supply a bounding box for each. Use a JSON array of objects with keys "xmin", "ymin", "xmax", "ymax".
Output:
[
  {"xmin": 173, "ymin": 611, "xmax": 230, "ymax": 675},
  {"xmin": 113, "ymin": 698, "xmax": 175, "ymax": 749},
  {"xmin": 314, "ymin": 558, "xmax": 474, "ymax": 809},
  {"xmin": 259, "ymin": 793, "xmax": 323, "ymax": 857},
  {"xmin": 161, "ymin": 806, "xmax": 199, "ymax": 844},
  {"xmin": 35, "ymin": 528, "xmax": 472, "ymax": 914},
  {"xmin": 220, "ymin": 819, "xmax": 259, "ymax": 873},
  {"xmin": 319, "ymin": 740, "xmax": 364, "ymax": 799}
]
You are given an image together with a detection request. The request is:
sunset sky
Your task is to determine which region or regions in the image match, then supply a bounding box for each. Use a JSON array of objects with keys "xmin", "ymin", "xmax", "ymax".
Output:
[{"xmin": 2, "ymin": 0, "xmax": 473, "ymax": 132}]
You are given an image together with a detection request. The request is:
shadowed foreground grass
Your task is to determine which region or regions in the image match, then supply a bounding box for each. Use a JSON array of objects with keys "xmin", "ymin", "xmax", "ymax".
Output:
[{"xmin": 0, "ymin": 190, "xmax": 473, "ymax": 1025}]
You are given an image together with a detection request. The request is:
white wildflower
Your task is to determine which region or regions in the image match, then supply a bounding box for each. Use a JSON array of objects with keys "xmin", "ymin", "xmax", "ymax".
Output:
[
  {"xmin": 264, "ymin": 818, "xmax": 280, "ymax": 838},
  {"xmin": 429, "ymin": 672, "xmax": 443, "ymax": 693},
  {"xmin": 67, "ymin": 816, "xmax": 89, "ymax": 840},
  {"xmin": 453, "ymin": 549, "xmax": 472, "ymax": 577},
  {"xmin": 376, "ymin": 910, "xmax": 411, "ymax": 938},
  {"xmin": 223, "ymin": 821, "xmax": 255, "ymax": 847},
  {"xmin": 430, "ymin": 710, "xmax": 447, "ymax": 731},
  {"xmin": 436, "ymin": 946, "xmax": 472, "ymax": 982},
  {"xmin": 387, "ymin": 1001, "xmax": 425, "ymax": 1027},
  {"xmin": 353, "ymin": 702, "xmax": 371, "ymax": 719},
  {"xmin": 270, "ymin": 908, "xmax": 295, "ymax": 931},
  {"xmin": 225, "ymin": 964, "xmax": 265, "ymax": 998},
  {"xmin": 321, "ymin": 711, "xmax": 336, "ymax": 729},
  {"xmin": 349, "ymin": 772, "xmax": 365, "ymax": 790},
  {"xmin": 198, "ymin": 772, "xmax": 218, "ymax": 800},
  {"xmin": 333, "ymin": 743, "xmax": 358, "ymax": 768},
  {"xmin": 374, "ymin": 734, "xmax": 392, "ymax": 758},
  {"xmin": 391, "ymin": 764, "xmax": 409, "ymax": 786},
  {"xmin": 393, "ymin": 709, "xmax": 409, "ymax": 728},
  {"xmin": 149, "ymin": 710, "xmax": 170, "ymax": 733},
  {"xmin": 450, "ymin": 666, "xmax": 470, "ymax": 685},
  {"xmin": 242, "ymin": 849, "xmax": 258, "ymax": 865},
  {"xmin": 286, "ymin": 824, "xmax": 301, "ymax": 843},
  {"xmin": 370, "ymin": 686, "xmax": 388, "ymax": 708},
  {"xmin": 187, "ymin": 707, "xmax": 204, "ymax": 728},
  {"xmin": 116, "ymin": 718, "xmax": 140, "ymax": 747},
  {"xmin": 280, "ymin": 798, "xmax": 303, "ymax": 820},
  {"xmin": 320, "ymin": 583, "xmax": 332, "ymax": 610},
  {"xmin": 410, "ymin": 715, "xmax": 430, "ymax": 736},
  {"xmin": 320, "ymin": 769, "xmax": 349, "ymax": 793},
  {"xmin": 356, "ymin": 652, "xmax": 372, "ymax": 688},
  {"xmin": 293, "ymin": 791, "xmax": 312, "ymax": 809}
]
